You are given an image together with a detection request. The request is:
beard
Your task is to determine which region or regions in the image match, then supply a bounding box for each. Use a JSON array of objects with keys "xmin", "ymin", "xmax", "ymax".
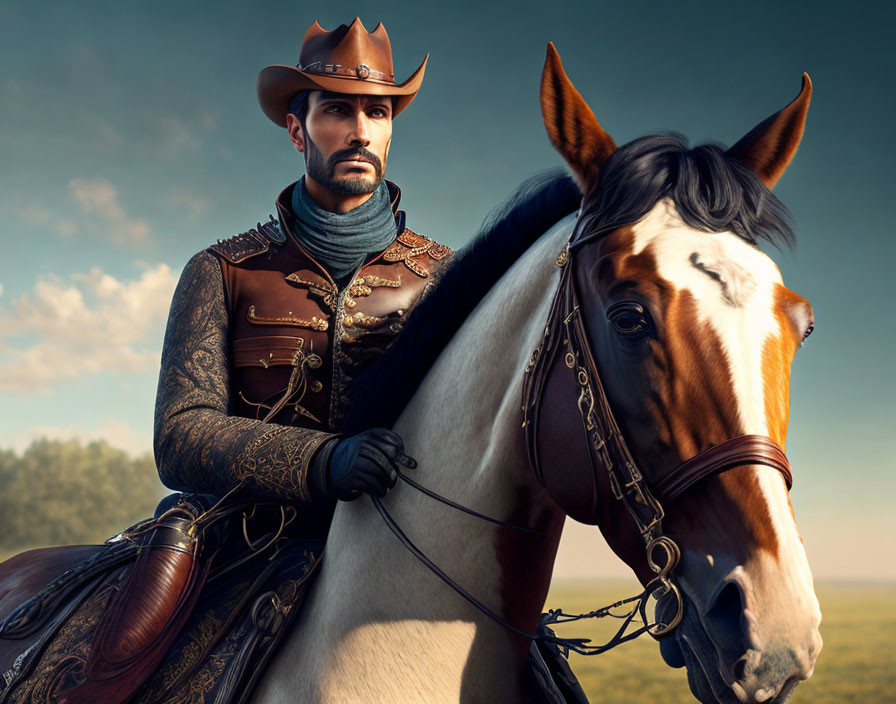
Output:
[{"xmin": 304, "ymin": 135, "xmax": 385, "ymax": 195}]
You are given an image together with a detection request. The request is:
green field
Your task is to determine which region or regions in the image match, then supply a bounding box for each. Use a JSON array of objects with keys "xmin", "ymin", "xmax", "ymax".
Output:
[
  {"xmin": 544, "ymin": 580, "xmax": 896, "ymax": 703},
  {"xmin": 0, "ymin": 557, "xmax": 892, "ymax": 702}
]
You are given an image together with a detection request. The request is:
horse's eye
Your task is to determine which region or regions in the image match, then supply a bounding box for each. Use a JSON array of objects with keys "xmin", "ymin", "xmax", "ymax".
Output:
[
  {"xmin": 607, "ymin": 301, "xmax": 650, "ymax": 336},
  {"xmin": 800, "ymin": 323, "xmax": 814, "ymax": 347}
]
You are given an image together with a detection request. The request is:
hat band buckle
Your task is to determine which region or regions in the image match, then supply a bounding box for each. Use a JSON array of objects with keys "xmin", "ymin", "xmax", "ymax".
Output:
[{"xmin": 299, "ymin": 61, "xmax": 395, "ymax": 84}]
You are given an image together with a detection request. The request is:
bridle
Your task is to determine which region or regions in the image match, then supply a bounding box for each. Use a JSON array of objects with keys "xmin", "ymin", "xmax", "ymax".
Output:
[
  {"xmin": 521, "ymin": 232, "xmax": 792, "ymax": 636},
  {"xmin": 373, "ymin": 225, "xmax": 794, "ymax": 655}
]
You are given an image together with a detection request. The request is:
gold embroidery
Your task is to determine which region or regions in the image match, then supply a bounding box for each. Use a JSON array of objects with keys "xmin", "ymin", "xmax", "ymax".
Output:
[
  {"xmin": 382, "ymin": 241, "xmax": 431, "ymax": 278},
  {"xmin": 428, "ymin": 242, "xmax": 453, "ymax": 261},
  {"xmin": 155, "ymin": 250, "xmax": 334, "ymax": 504},
  {"xmin": 247, "ymin": 305, "xmax": 328, "ymax": 332},
  {"xmin": 343, "ymin": 311, "xmax": 389, "ymax": 329},
  {"xmin": 349, "ymin": 274, "xmax": 402, "ymax": 298},
  {"xmin": 283, "ymin": 274, "xmax": 338, "ymax": 311},
  {"xmin": 131, "ymin": 610, "xmax": 234, "ymax": 704},
  {"xmin": 346, "ymin": 274, "xmax": 402, "ymax": 307},
  {"xmin": 238, "ymin": 345, "xmax": 324, "ymax": 427},
  {"xmin": 7, "ymin": 579, "xmax": 119, "ymax": 703},
  {"xmin": 397, "ymin": 230, "xmax": 431, "ymax": 248},
  {"xmin": 235, "ymin": 427, "xmax": 335, "ymax": 503},
  {"xmin": 381, "ymin": 230, "xmax": 452, "ymax": 278}
]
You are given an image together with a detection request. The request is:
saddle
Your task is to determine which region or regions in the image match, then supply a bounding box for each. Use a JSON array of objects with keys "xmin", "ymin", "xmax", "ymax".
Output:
[
  {"xmin": 1, "ymin": 496, "xmax": 590, "ymax": 704},
  {"xmin": 0, "ymin": 497, "xmax": 322, "ymax": 704}
]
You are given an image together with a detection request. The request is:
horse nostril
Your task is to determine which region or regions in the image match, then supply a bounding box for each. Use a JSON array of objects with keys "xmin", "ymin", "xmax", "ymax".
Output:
[{"xmin": 705, "ymin": 581, "xmax": 748, "ymax": 675}]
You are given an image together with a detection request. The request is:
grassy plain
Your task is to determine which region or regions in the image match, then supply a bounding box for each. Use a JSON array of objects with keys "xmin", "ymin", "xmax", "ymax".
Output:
[
  {"xmin": 545, "ymin": 580, "xmax": 896, "ymax": 703},
  {"xmin": 0, "ymin": 555, "xmax": 891, "ymax": 702}
]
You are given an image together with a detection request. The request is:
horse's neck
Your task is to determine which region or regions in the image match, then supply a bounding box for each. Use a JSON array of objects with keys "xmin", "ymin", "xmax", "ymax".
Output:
[{"xmin": 258, "ymin": 215, "xmax": 575, "ymax": 704}]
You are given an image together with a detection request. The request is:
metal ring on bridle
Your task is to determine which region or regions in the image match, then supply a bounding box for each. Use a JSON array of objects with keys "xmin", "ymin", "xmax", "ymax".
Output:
[
  {"xmin": 646, "ymin": 535, "xmax": 681, "ymax": 577},
  {"xmin": 646, "ymin": 576, "xmax": 684, "ymax": 637},
  {"xmin": 645, "ymin": 536, "xmax": 684, "ymax": 636}
]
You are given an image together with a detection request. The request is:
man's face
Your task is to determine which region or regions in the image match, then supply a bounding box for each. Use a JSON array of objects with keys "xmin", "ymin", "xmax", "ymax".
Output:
[{"xmin": 288, "ymin": 91, "xmax": 393, "ymax": 195}]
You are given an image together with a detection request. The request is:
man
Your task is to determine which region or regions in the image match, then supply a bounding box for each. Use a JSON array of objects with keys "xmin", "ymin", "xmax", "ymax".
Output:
[
  {"xmin": 154, "ymin": 18, "xmax": 452, "ymax": 524},
  {"xmin": 0, "ymin": 23, "xmax": 455, "ymax": 702}
]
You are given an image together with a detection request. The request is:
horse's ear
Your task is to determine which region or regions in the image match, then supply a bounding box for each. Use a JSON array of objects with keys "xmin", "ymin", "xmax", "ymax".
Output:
[
  {"xmin": 541, "ymin": 42, "xmax": 617, "ymax": 188},
  {"xmin": 727, "ymin": 74, "xmax": 812, "ymax": 190}
]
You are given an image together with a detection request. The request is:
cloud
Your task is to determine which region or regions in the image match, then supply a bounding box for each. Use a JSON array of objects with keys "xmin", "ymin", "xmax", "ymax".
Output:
[
  {"xmin": 0, "ymin": 263, "xmax": 177, "ymax": 393},
  {"xmin": 5, "ymin": 418, "xmax": 152, "ymax": 456},
  {"xmin": 163, "ymin": 188, "xmax": 211, "ymax": 223},
  {"xmin": 68, "ymin": 176, "xmax": 151, "ymax": 245},
  {"xmin": 15, "ymin": 201, "xmax": 81, "ymax": 237},
  {"xmin": 137, "ymin": 113, "xmax": 218, "ymax": 158}
]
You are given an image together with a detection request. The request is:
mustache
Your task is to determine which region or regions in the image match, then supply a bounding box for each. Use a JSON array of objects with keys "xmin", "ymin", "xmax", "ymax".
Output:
[{"xmin": 327, "ymin": 147, "xmax": 382, "ymax": 176}]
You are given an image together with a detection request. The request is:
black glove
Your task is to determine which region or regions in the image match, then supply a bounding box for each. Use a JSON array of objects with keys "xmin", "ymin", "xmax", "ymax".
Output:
[{"xmin": 309, "ymin": 428, "xmax": 416, "ymax": 502}]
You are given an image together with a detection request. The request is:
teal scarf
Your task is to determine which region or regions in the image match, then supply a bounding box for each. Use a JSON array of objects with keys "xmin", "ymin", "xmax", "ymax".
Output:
[{"xmin": 290, "ymin": 178, "xmax": 397, "ymax": 281}]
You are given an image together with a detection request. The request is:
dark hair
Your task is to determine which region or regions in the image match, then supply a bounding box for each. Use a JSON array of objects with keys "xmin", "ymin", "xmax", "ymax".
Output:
[
  {"xmin": 576, "ymin": 133, "xmax": 794, "ymax": 250},
  {"xmin": 288, "ymin": 90, "xmax": 311, "ymax": 127}
]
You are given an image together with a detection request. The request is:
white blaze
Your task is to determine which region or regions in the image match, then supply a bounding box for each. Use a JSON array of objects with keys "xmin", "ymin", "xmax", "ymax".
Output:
[
  {"xmin": 630, "ymin": 199, "xmax": 783, "ymax": 436},
  {"xmin": 629, "ymin": 200, "xmax": 816, "ymax": 615}
]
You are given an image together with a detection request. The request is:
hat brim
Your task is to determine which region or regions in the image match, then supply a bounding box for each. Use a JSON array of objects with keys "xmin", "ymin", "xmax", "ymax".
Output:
[{"xmin": 257, "ymin": 54, "xmax": 428, "ymax": 127}]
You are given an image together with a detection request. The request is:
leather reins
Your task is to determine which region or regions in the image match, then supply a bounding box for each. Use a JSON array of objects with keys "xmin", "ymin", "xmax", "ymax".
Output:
[{"xmin": 372, "ymin": 232, "xmax": 795, "ymax": 654}]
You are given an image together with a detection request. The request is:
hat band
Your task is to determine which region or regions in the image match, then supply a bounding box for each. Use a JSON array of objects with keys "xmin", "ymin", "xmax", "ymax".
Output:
[{"xmin": 299, "ymin": 61, "xmax": 395, "ymax": 84}]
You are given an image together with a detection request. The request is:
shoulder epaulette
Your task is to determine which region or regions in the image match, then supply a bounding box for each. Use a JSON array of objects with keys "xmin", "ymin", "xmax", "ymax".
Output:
[
  {"xmin": 210, "ymin": 216, "xmax": 286, "ymax": 264},
  {"xmin": 383, "ymin": 228, "xmax": 454, "ymax": 278}
]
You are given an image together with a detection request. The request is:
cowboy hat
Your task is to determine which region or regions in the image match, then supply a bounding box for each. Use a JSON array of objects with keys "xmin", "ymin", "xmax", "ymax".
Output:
[{"xmin": 257, "ymin": 18, "xmax": 428, "ymax": 127}]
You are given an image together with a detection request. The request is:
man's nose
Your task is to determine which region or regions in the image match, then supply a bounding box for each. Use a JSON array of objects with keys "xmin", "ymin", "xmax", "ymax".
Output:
[{"xmin": 347, "ymin": 111, "xmax": 371, "ymax": 147}]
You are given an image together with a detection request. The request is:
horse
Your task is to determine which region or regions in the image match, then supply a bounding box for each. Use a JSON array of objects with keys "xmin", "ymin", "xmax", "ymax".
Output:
[
  {"xmin": 0, "ymin": 44, "xmax": 821, "ymax": 704},
  {"xmin": 248, "ymin": 45, "xmax": 821, "ymax": 703}
]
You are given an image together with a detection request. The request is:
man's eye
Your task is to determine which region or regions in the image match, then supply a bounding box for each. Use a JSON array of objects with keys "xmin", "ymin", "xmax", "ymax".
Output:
[{"xmin": 369, "ymin": 108, "xmax": 388, "ymax": 118}]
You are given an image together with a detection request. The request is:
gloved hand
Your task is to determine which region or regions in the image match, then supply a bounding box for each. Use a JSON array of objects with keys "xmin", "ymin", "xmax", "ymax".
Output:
[{"xmin": 310, "ymin": 428, "xmax": 416, "ymax": 502}]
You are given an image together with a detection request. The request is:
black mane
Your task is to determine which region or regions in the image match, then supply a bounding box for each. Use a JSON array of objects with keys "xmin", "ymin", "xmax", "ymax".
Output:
[
  {"xmin": 341, "ymin": 134, "xmax": 795, "ymax": 434},
  {"xmin": 576, "ymin": 133, "xmax": 794, "ymax": 249},
  {"xmin": 340, "ymin": 171, "xmax": 581, "ymax": 433}
]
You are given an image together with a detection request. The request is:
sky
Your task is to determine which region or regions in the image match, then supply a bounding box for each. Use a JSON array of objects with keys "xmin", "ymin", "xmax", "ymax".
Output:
[{"xmin": 0, "ymin": 0, "xmax": 893, "ymax": 581}]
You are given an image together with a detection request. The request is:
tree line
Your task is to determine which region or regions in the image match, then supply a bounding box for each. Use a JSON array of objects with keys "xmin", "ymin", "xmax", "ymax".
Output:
[{"xmin": 0, "ymin": 438, "xmax": 168, "ymax": 554}]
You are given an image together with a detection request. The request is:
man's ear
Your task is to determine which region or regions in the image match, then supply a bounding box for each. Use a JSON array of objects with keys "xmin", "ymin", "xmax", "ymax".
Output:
[{"xmin": 286, "ymin": 113, "xmax": 306, "ymax": 154}]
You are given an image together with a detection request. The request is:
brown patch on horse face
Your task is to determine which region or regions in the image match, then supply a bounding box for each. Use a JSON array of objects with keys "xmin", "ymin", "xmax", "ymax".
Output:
[
  {"xmin": 763, "ymin": 284, "xmax": 812, "ymax": 448},
  {"xmin": 591, "ymin": 234, "xmax": 782, "ymax": 559},
  {"xmin": 601, "ymin": 236, "xmax": 742, "ymax": 462},
  {"xmin": 651, "ymin": 287, "xmax": 742, "ymax": 459}
]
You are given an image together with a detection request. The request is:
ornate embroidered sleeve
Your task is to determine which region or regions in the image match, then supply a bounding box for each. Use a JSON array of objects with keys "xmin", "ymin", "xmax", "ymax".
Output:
[{"xmin": 153, "ymin": 250, "xmax": 336, "ymax": 503}]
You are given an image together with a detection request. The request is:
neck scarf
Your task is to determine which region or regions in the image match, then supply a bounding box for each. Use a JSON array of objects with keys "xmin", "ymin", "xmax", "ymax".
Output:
[{"xmin": 290, "ymin": 177, "xmax": 397, "ymax": 281}]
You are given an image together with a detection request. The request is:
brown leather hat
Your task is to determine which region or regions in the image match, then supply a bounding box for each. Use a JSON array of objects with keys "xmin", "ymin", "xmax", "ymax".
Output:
[{"xmin": 257, "ymin": 18, "xmax": 428, "ymax": 127}]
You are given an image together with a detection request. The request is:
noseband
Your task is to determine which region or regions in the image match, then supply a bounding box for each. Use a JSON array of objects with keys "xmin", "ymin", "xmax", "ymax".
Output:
[{"xmin": 521, "ymin": 239, "xmax": 794, "ymax": 637}]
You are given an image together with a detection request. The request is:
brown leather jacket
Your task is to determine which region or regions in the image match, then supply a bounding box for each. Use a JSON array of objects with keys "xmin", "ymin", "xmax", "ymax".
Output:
[{"xmin": 153, "ymin": 181, "xmax": 452, "ymax": 526}]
